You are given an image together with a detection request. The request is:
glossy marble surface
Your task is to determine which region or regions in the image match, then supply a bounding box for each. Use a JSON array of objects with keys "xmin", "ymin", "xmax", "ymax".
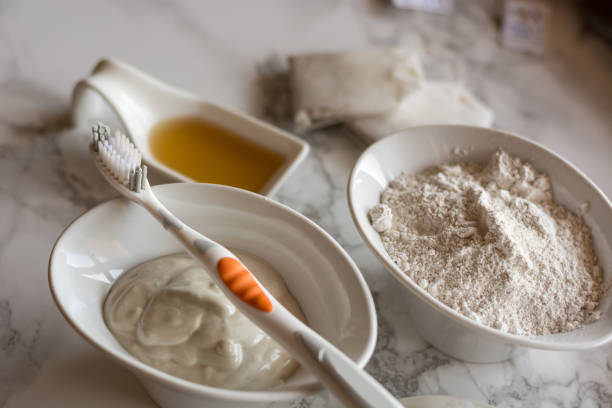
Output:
[{"xmin": 2, "ymin": 1, "xmax": 612, "ymax": 407}]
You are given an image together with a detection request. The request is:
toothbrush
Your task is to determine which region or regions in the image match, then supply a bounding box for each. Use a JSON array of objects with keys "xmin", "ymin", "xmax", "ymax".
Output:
[{"xmin": 90, "ymin": 122, "xmax": 403, "ymax": 408}]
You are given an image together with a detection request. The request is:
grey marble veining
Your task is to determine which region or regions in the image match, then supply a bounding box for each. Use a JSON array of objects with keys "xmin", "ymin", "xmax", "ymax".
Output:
[{"xmin": 1, "ymin": 1, "xmax": 612, "ymax": 407}]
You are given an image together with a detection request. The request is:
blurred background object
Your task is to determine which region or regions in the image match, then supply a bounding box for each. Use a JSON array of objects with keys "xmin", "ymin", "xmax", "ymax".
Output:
[
  {"xmin": 391, "ymin": 0, "xmax": 454, "ymax": 14},
  {"xmin": 501, "ymin": 0, "xmax": 552, "ymax": 53},
  {"xmin": 576, "ymin": 0, "xmax": 612, "ymax": 46}
]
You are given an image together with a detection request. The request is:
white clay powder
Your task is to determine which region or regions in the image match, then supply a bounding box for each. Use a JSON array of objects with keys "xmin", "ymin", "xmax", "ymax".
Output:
[{"xmin": 369, "ymin": 150, "xmax": 604, "ymax": 335}]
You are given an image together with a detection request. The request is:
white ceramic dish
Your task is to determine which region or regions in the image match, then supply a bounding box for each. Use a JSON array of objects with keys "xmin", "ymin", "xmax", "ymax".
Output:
[
  {"xmin": 71, "ymin": 58, "xmax": 309, "ymax": 196},
  {"xmin": 400, "ymin": 395, "xmax": 493, "ymax": 408},
  {"xmin": 348, "ymin": 125, "xmax": 612, "ymax": 363},
  {"xmin": 49, "ymin": 183, "xmax": 377, "ymax": 408}
]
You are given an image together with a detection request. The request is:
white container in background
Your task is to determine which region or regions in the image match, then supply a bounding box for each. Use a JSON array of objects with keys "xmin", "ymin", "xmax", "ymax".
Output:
[
  {"xmin": 502, "ymin": 0, "xmax": 551, "ymax": 53},
  {"xmin": 391, "ymin": 0, "xmax": 454, "ymax": 14}
]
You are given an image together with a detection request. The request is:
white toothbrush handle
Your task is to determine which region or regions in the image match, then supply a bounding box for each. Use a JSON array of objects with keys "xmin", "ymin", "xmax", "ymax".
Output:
[
  {"xmin": 293, "ymin": 327, "xmax": 404, "ymax": 408},
  {"xmin": 140, "ymin": 193, "xmax": 401, "ymax": 408}
]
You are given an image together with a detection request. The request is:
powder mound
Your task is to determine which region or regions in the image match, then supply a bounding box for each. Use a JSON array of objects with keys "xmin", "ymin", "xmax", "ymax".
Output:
[{"xmin": 370, "ymin": 150, "xmax": 604, "ymax": 335}]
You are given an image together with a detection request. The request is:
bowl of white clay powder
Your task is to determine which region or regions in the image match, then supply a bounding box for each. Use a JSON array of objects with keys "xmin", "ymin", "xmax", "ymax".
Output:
[{"xmin": 348, "ymin": 125, "xmax": 612, "ymax": 363}]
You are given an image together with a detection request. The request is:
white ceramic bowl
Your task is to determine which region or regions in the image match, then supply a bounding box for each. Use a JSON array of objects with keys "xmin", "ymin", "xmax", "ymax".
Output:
[
  {"xmin": 49, "ymin": 183, "xmax": 377, "ymax": 408},
  {"xmin": 348, "ymin": 125, "xmax": 612, "ymax": 363}
]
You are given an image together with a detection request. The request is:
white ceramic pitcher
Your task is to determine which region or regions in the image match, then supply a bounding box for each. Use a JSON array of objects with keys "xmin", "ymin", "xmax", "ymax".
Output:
[{"xmin": 71, "ymin": 58, "xmax": 309, "ymax": 196}]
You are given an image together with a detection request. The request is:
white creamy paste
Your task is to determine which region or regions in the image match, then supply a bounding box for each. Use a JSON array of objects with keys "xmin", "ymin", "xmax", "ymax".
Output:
[{"xmin": 103, "ymin": 250, "xmax": 305, "ymax": 390}]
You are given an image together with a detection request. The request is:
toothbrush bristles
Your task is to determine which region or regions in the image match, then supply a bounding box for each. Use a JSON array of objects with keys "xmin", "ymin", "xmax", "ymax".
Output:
[
  {"xmin": 129, "ymin": 168, "xmax": 136, "ymax": 191},
  {"xmin": 135, "ymin": 167, "xmax": 143, "ymax": 192},
  {"xmin": 91, "ymin": 122, "xmax": 146, "ymax": 192},
  {"xmin": 141, "ymin": 165, "xmax": 148, "ymax": 186}
]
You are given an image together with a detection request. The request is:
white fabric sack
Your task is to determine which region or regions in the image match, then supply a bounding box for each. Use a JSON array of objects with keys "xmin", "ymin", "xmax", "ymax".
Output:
[
  {"xmin": 289, "ymin": 49, "xmax": 424, "ymax": 132},
  {"xmin": 347, "ymin": 81, "xmax": 494, "ymax": 144}
]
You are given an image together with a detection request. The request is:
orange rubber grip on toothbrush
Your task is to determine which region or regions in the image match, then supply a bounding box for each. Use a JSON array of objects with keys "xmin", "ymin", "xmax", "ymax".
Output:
[{"xmin": 217, "ymin": 257, "xmax": 273, "ymax": 312}]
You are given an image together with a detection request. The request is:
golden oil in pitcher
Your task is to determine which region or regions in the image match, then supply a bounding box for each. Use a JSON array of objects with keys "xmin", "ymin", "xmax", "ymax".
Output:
[{"xmin": 149, "ymin": 116, "xmax": 284, "ymax": 193}]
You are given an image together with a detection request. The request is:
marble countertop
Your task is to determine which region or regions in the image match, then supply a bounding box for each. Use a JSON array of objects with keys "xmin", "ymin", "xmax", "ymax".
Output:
[{"xmin": 2, "ymin": 1, "xmax": 612, "ymax": 407}]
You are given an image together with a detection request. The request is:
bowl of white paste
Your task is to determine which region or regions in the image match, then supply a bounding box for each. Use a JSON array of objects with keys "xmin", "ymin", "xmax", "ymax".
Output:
[
  {"xmin": 49, "ymin": 183, "xmax": 377, "ymax": 408},
  {"xmin": 348, "ymin": 125, "xmax": 612, "ymax": 363}
]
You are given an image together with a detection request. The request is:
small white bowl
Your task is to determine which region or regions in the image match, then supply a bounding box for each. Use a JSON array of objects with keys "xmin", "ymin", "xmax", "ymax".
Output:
[
  {"xmin": 49, "ymin": 183, "xmax": 377, "ymax": 408},
  {"xmin": 348, "ymin": 125, "xmax": 612, "ymax": 363},
  {"xmin": 400, "ymin": 395, "xmax": 493, "ymax": 408}
]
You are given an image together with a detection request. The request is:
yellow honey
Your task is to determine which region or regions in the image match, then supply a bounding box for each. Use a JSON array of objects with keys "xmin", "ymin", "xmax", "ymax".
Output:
[{"xmin": 149, "ymin": 116, "xmax": 284, "ymax": 193}]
